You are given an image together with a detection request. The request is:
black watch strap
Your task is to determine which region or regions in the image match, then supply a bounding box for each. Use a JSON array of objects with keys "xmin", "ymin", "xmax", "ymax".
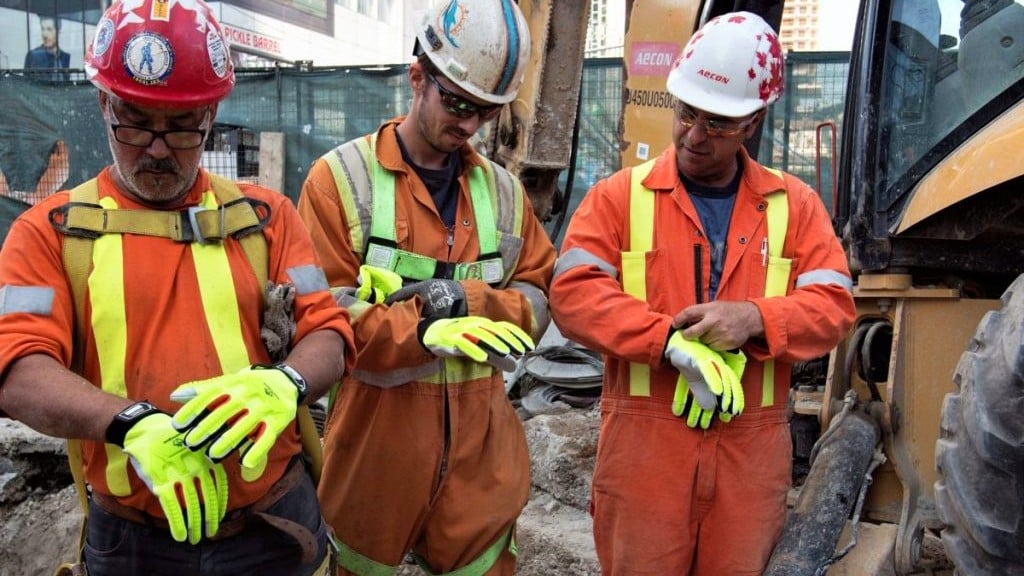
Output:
[
  {"xmin": 254, "ymin": 362, "xmax": 309, "ymax": 404},
  {"xmin": 105, "ymin": 401, "xmax": 162, "ymax": 448}
]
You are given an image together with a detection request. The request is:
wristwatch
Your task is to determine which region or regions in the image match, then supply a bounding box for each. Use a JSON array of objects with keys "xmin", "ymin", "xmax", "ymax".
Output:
[
  {"xmin": 105, "ymin": 401, "xmax": 162, "ymax": 448},
  {"xmin": 255, "ymin": 362, "xmax": 309, "ymax": 404}
]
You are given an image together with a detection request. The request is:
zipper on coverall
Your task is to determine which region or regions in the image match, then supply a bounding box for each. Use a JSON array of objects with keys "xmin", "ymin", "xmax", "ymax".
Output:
[{"xmin": 437, "ymin": 225, "xmax": 456, "ymax": 484}]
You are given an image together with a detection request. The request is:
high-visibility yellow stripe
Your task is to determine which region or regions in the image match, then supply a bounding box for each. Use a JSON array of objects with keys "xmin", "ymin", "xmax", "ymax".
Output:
[
  {"xmin": 761, "ymin": 172, "xmax": 790, "ymax": 406},
  {"xmin": 89, "ymin": 196, "xmax": 131, "ymax": 496},
  {"xmin": 191, "ymin": 191, "xmax": 251, "ymax": 374},
  {"xmin": 624, "ymin": 160, "xmax": 657, "ymax": 396}
]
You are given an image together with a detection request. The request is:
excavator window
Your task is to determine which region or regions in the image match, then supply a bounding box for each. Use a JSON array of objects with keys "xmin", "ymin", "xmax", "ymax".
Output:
[{"xmin": 877, "ymin": 0, "xmax": 1024, "ymax": 207}]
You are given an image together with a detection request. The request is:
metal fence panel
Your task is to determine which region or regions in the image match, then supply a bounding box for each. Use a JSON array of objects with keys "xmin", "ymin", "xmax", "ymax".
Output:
[{"xmin": 0, "ymin": 53, "xmax": 848, "ymax": 244}]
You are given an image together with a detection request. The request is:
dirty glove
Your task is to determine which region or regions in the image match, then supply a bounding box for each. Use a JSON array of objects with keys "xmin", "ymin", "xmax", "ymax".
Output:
[
  {"xmin": 386, "ymin": 279, "xmax": 467, "ymax": 318},
  {"xmin": 716, "ymin": 349, "xmax": 747, "ymax": 421},
  {"xmin": 419, "ymin": 316, "xmax": 534, "ymax": 371},
  {"xmin": 262, "ymin": 282, "xmax": 296, "ymax": 363},
  {"xmin": 170, "ymin": 364, "xmax": 305, "ymax": 476},
  {"xmin": 121, "ymin": 412, "xmax": 229, "ymax": 544},
  {"xmin": 664, "ymin": 331, "xmax": 737, "ymax": 428},
  {"xmin": 354, "ymin": 265, "xmax": 403, "ymax": 303}
]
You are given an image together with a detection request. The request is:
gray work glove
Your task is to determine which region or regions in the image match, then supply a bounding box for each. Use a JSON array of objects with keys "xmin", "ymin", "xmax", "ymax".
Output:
[{"xmin": 385, "ymin": 279, "xmax": 467, "ymax": 318}]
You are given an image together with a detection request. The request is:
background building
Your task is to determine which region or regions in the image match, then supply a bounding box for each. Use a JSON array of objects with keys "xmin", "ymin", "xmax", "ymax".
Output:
[
  {"xmin": 0, "ymin": 0, "xmax": 430, "ymax": 71},
  {"xmin": 780, "ymin": 0, "xmax": 821, "ymax": 51},
  {"xmin": 587, "ymin": 0, "xmax": 627, "ymax": 57}
]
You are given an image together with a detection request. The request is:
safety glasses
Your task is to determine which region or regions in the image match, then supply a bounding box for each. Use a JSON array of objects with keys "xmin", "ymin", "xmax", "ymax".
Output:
[
  {"xmin": 673, "ymin": 100, "xmax": 758, "ymax": 138},
  {"xmin": 107, "ymin": 101, "xmax": 211, "ymax": 150},
  {"xmin": 426, "ymin": 72, "xmax": 502, "ymax": 121}
]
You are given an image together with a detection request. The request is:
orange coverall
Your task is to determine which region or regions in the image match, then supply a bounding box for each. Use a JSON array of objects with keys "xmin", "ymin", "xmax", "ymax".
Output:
[
  {"xmin": 298, "ymin": 119, "xmax": 555, "ymax": 574},
  {"xmin": 0, "ymin": 168, "xmax": 354, "ymax": 517},
  {"xmin": 549, "ymin": 147, "xmax": 855, "ymax": 575}
]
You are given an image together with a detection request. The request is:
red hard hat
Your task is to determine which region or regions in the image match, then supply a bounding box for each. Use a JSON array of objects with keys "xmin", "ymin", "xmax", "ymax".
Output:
[{"xmin": 85, "ymin": 0, "xmax": 234, "ymax": 109}]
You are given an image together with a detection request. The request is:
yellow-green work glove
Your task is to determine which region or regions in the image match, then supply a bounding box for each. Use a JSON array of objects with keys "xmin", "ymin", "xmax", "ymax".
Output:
[
  {"xmin": 170, "ymin": 365, "xmax": 303, "ymax": 477},
  {"xmin": 671, "ymin": 373, "xmax": 718, "ymax": 429},
  {"xmin": 121, "ymin": 412, "xmax": 229, "ymax": 544},
  {"xmin": 663, "ymin": 331, "xmax": 738, "ymax": 428},
  {"xmin": 419, "ymin": 316, "xmax": 534, "ymax": 371},
  {"xmin": 716, "ymin": 349, "xmax": 747, "ymax": 421},
  {"xmin": 354, "ymin": 264, "xmax": 403, "ymax": 303}
]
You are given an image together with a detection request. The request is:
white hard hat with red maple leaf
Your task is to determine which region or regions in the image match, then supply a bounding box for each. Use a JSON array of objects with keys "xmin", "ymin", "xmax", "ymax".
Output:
[{"xmin": 667, "ymin": 11, "xmax": 785, "ymax": 117}]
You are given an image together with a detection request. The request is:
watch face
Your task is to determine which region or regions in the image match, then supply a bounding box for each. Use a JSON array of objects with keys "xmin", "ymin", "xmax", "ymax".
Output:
[
  {"xmin": 277, "ymin": 364, "xmax": 308, "ymax": 394},
  {"xmin": 120, "ymin": 401, "xmax": 155, "ymax": 419}
]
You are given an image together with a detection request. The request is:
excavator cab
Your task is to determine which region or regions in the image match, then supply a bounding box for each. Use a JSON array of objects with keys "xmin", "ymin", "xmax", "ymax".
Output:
[{"xmin": 777, "ymin": 0, "xmax": 1024, "ymax": 574}]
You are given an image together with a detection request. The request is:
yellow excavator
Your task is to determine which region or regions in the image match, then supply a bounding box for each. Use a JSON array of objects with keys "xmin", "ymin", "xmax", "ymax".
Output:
[{"xmin": 493, "ymin": 1, "xmax": 1024, "ymax": 574}]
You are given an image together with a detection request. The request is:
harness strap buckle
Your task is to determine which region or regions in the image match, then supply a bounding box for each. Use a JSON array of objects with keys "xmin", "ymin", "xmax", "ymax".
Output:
[
  {"xmin": 48, "ymin": 202, "xmax": 103, "ymax": 239},
  {"xmin": 186, "ymin": 206, "xmax": 214, "ymax": 244},
  {"xmin": 226, "ymin": 197, "xmax": 272, "ymax": 238}
]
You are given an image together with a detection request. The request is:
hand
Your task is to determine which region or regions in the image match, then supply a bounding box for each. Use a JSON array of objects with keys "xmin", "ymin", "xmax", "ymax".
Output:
[
  {"xmin": 419, "ymin": 316, "xmax": 534, "ymax": 370},
  {"xmin": 386, "ymin": 279, "xmax": 467, "ymax": 318},
  {"xmin": 672, "ymin": 301, "xmax": 763, "ymax": 350},
  {"xmin": 121, "ymin": 412, "xmax": 229, "ymax": 544},
  {"xmin": 170, "ymin": 366, "xmax": 301, "ymax": 475},
  {"xmin": 354, "ymin": 265, "xmax": 403, "ymax": 303}
]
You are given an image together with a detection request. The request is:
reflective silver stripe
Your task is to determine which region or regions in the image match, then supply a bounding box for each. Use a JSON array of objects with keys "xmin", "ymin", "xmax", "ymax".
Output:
[
  {"xmin": 333, "ymin": 288, "xmax": 360, "ymax": 308},
  {"xmin": 490, "ymin": 163, "xmax": 520, "ymax": 238},
  {"xmin": 0, "ymin": 285, "xmax": 54, "ymax": 315},
  {"xmin": 509, "ymin": 281, "xmax": 550, "ymax": 340},
  {"xmin": 796, "ymin": 269, "xmax": 853, "ymax": 292},
  {"xmin": 354, "ymin": 361, "xmax": 442, "ymax": 389},
  {"xmin": 287, "ymin": 265, "xmax": 330, "ymax": 295},
  {"xmin": 336, "ymin": 141, "xmax": 375, "ymax": 253},
  {"xmin": 553, "ymin": 247, "xmax": 618, "ymax": 280}
]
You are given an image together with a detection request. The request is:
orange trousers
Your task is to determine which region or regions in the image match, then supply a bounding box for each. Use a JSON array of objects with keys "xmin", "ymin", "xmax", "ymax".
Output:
[
  {"xmin": 319, "ymin": 377, "xmax": 529, "ymax": 575},
  {"xmin": 591, "ymin": 405, "xmax": 791, "ymax": 575}
]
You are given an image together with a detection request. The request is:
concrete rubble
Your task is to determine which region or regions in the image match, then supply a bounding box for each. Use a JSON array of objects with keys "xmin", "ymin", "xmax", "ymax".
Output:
[{"xmin": 0, "ymin": 410, "xmax": 602, "ymax": 576}]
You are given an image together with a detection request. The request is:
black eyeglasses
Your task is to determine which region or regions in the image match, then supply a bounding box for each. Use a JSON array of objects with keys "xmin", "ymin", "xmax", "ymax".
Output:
[
  {"xmin": 107, "ymin": 102, "xmax": 211, "ymax": 150},
  {"xmin": 673, "ymin": 101, "xmax": 758, "ymax": 138},
  {"xmin": 426, "ymin": 72, "xmax": 502, "ymax": 121}
]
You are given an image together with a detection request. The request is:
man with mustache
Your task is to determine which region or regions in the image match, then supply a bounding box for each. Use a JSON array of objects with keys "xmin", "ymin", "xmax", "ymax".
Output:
[
  {"xmin": 0, "ymin": 1, "xmax": 353, "ymax": 574},
  {"xmin": 297, "ymin": 1, "xmax": 555, "ymax": 574}
]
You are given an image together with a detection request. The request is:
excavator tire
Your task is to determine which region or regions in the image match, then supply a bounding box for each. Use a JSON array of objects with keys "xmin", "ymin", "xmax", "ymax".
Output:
[{"xmin": 935, "ymin": 273, "xmax": 1024, "ymax": 576}]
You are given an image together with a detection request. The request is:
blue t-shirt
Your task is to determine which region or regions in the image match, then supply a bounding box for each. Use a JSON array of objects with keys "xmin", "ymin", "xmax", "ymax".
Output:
[{"xmin": 680, "ymin": 162, "xmax": 743, "ymax": 300}]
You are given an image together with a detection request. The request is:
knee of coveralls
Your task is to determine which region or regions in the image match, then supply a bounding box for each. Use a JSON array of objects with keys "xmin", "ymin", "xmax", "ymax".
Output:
[
  {"xmin": 692, "ymin": 417, "xmax": 790, "ymax": 576},
  {"xmin": 591, "ymin": 410, "xmax": 699, "ymax": 575},
  {"xmin": 411, "ymin": 380, "xmax": 530, "ymax": 574},
  {"xmin": 590, "ymin": 408, "xmax": 791, "ymax": 576},
  {"xmin": 84, "ymin": 465, "xmax": 328, "ymax": 576},
  {"xmin": 319, "ymin": 379, "xmax": 448, "ymax": 567}
]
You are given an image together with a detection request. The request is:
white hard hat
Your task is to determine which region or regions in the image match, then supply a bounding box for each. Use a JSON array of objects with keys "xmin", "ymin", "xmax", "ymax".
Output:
[
  {"xmin": 415, "ymin": 0, "xmax": 531, "ymax": 105},
  {"xmin": 666, "ymin": 11, "xmax": 785, "ymax": 117}
]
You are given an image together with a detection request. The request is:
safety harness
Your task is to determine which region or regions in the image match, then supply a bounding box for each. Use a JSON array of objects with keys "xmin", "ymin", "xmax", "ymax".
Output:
[
  {"xmin": 321, "ymin": 132, "xmax": 525, "ymax": 287},
  {"xmin": 319, "ymin": 134, "xmax": 521, "ymax": 575},
  {"xmin": 622, "ymin": 160, "xmax": 791, "ymax": 408},
  {"xmin": 51, "ymin": 174, "xmax": 326, "ymax": 574}
]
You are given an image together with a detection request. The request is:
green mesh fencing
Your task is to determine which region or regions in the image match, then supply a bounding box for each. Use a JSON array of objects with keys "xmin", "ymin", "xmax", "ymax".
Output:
[{"xmin": 0, "ymin": 53, "xmax": 847, "ymax": 245}]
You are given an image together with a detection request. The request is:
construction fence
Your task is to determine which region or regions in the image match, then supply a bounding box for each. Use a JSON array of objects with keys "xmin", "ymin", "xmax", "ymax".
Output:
[{"xmin": 0, "ymin": 53, "xmax": 848, "ymax": 242}]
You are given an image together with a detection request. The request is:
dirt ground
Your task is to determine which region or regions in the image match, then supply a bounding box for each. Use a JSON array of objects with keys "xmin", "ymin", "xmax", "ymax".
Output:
[{"xmin": 0, "ymin": 415, "xmax": 600, "ymax": 576}]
